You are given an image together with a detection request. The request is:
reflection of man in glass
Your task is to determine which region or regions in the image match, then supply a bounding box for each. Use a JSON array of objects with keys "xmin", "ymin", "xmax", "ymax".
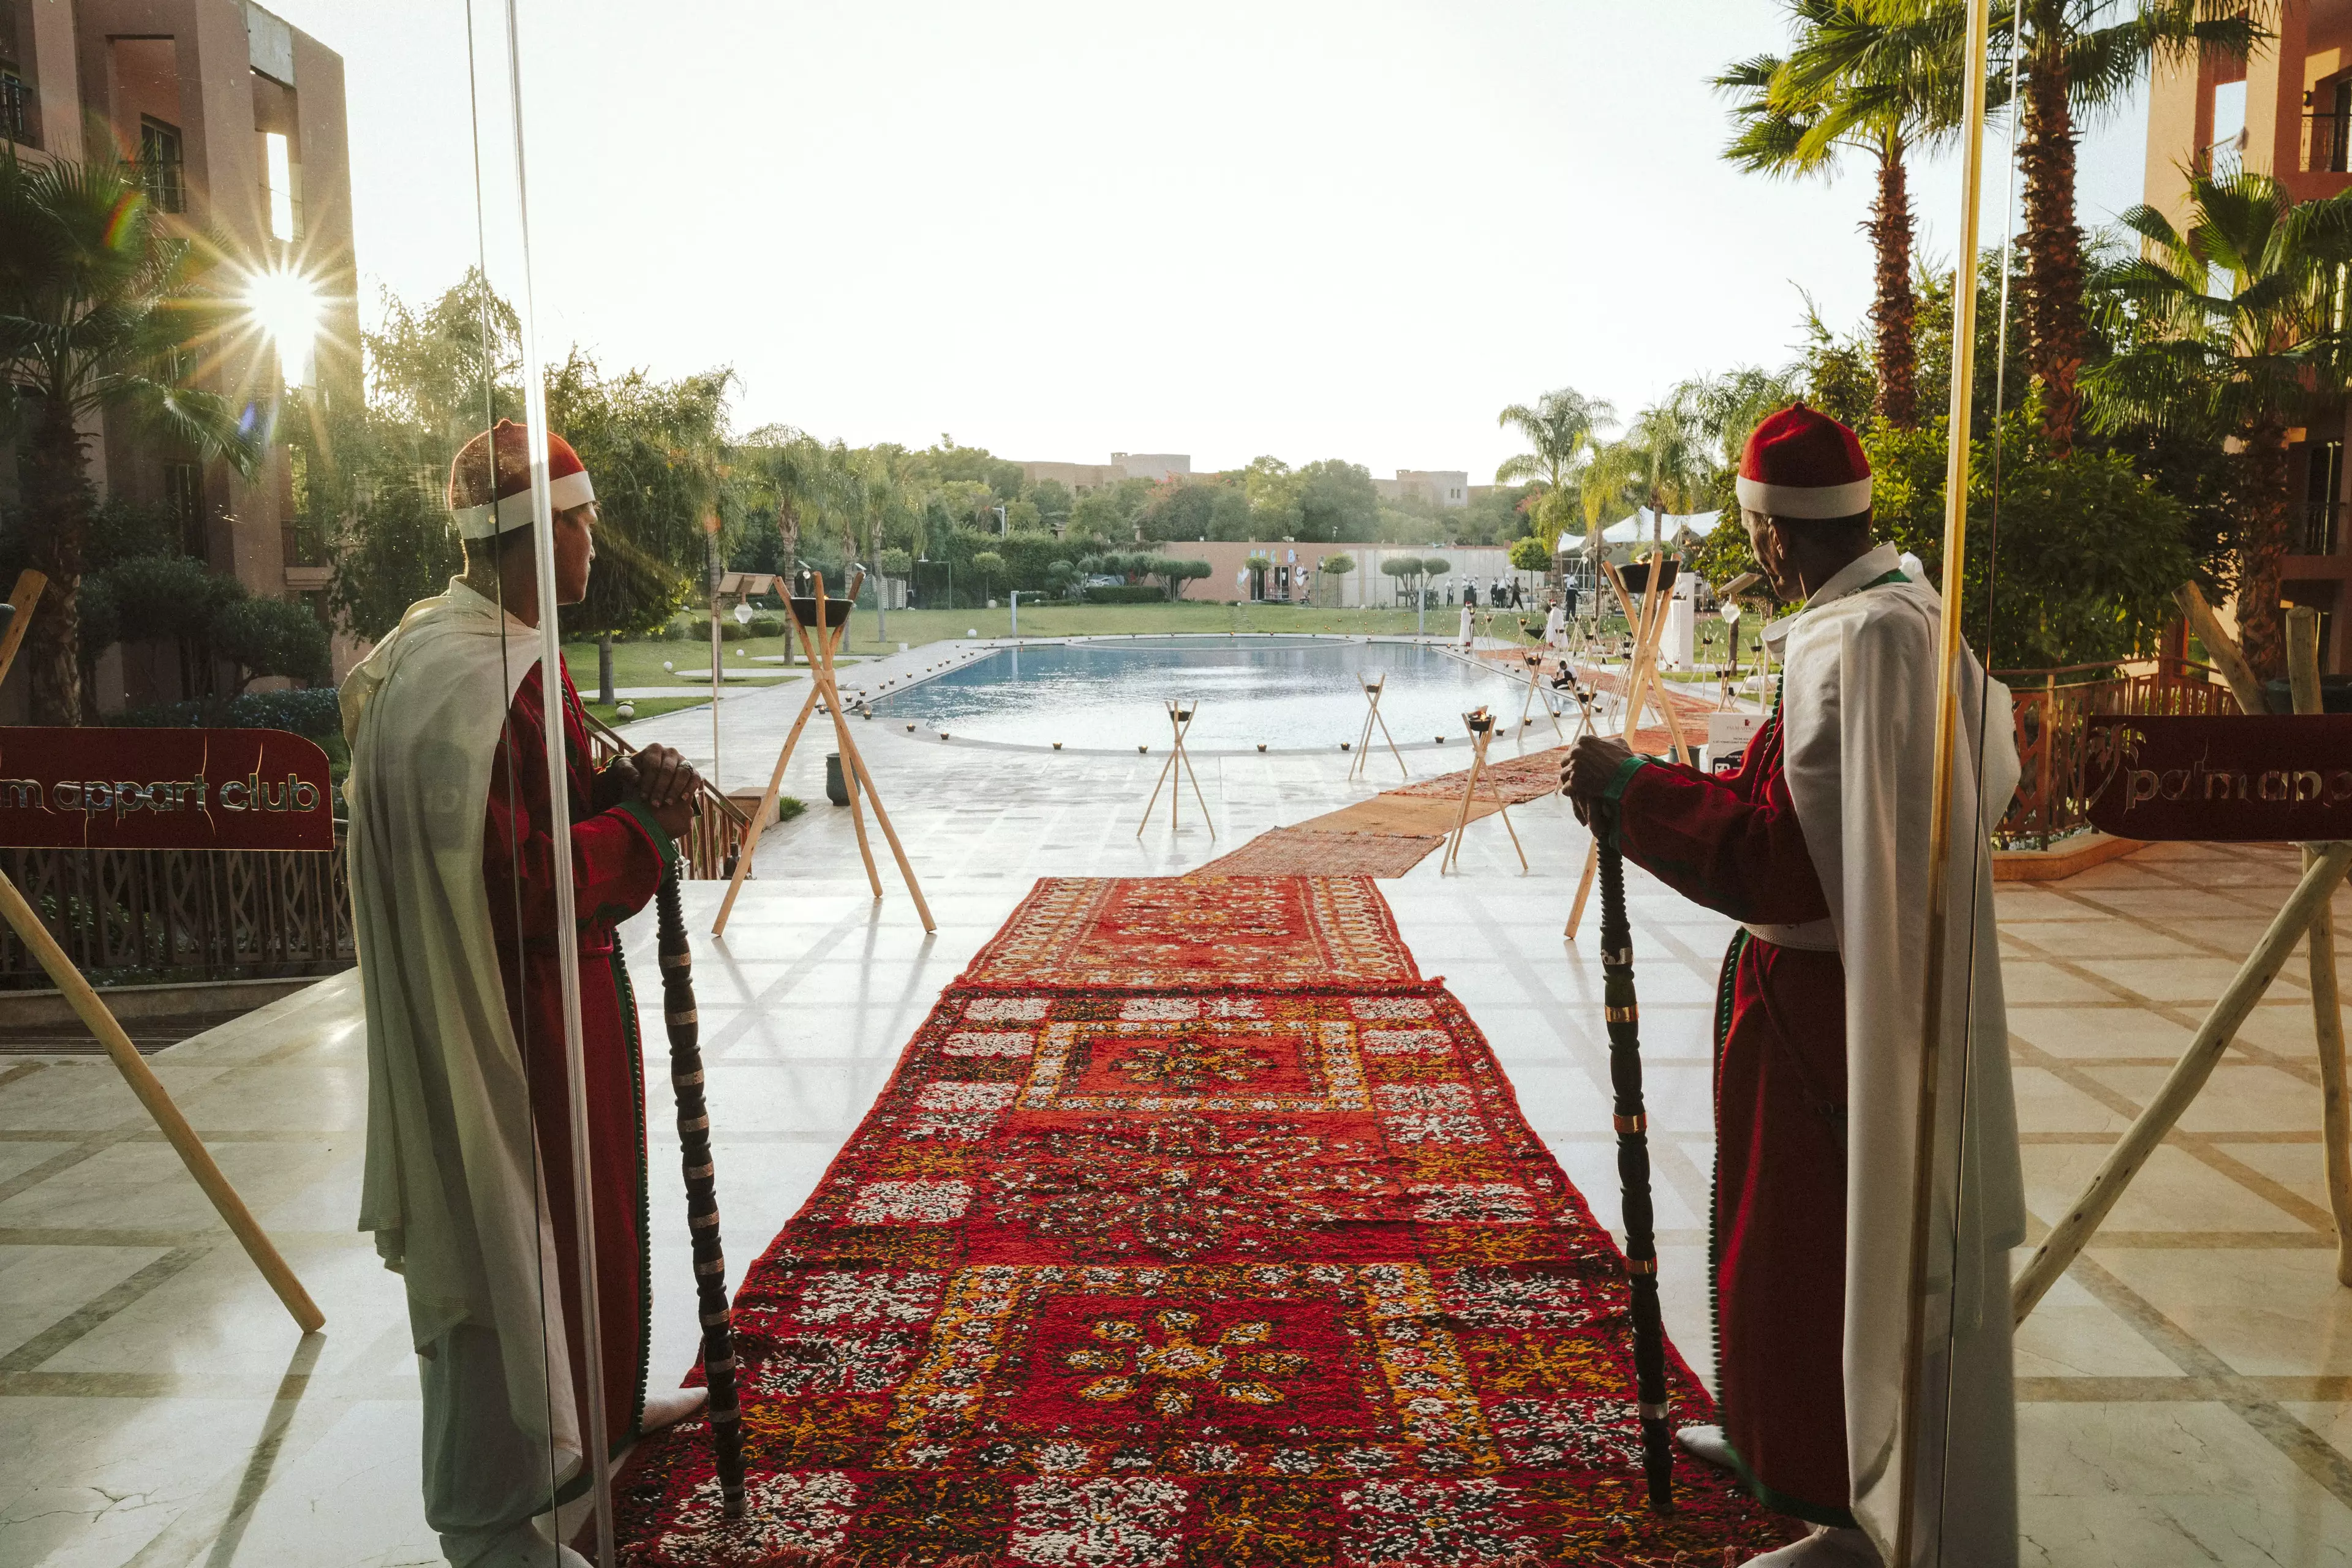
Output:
[
  {"xmin": 1562, "ymin": 406, "xmax": 2022, "ymax": 1567},
  {"xmin": 344, "ymin": 420, "xmax": 705, "ymax": 1567}
]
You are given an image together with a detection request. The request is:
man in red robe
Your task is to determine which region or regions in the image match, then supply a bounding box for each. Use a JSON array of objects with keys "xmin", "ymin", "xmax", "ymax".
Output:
[
  {"xmin": 349, "ymin": 420, "xmax": 705, "ymax": 1567},
  {"xmin": 1564, "ymin": 406, "xmax": 2022, "ymax": 1568}
]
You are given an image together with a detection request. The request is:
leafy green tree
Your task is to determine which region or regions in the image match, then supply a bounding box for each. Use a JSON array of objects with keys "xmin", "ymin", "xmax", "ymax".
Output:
[
  {"xmin": 913, "ymin": 435, "xmax": 1025, "ymax": 499},
  {"xmin": 971, "ymin": 550, "xmax": 1007, "ymax": 592},
  {"xmin": 1496, "ymin": 387, "xmax": 1614, "ymax": 546},
  {"xmin": 548, "ymin": 351, "xmax": 730, "ymax": 698},
  {"xmin": 329, "ymin": 469, "xmax": 460, "ymax": 642},
  {"xmin": 0, "ymin": 152, "xmax": 260, "ymax": 722},
  {"xmin": 2087, "ymin": 172, "xmax": 2352, "ymax": 676},
  {"xmin": 1292, "ymin": 460, "xmax": 1381, "ymax": 541},
  {"xmin": 1508, "ymin": 536, "xmax": 1551, "ymax": 573},
  {"xmin": 211, "ymin": 595, "xmax": 331, "ymax": 697},
  {"xmin": 1027, "ymin": 478, "xmax": 1074, "ymax": 533}
]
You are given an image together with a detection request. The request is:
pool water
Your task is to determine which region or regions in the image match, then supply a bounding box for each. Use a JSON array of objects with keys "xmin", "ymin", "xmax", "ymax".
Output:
[{"xmin": 869, "ymin": 636, "xmax": 1542, "ymax": 753}]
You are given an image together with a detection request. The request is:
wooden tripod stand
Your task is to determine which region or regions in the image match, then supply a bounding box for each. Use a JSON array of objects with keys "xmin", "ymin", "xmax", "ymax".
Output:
[
  {"xmin": 1442, "ymin": 706, "xmax": 1528, "ymax": 873},
  {"xmin": 1350, "ymin": 674, "xmax": 1408, "ymax": 780},
  {"xmin": 1138, "ymin": 699, "xmax": 1214, "ymax": 837},
  {"xmin": 712, "ymin": 571, "xmax": 935, "ymax": 935},
  {"xmin": 1565, "ymin": 552, "xmax": 1693, "ymax": 940}
]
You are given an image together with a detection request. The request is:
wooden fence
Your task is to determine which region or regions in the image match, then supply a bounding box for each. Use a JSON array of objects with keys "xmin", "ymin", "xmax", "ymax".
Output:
[{"xmin": 1999, "ymin": 663, "xmax": 2239, "ymax": 848}]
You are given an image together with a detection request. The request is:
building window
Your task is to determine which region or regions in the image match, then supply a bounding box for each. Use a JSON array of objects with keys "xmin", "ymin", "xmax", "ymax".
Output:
[
  {"xmin": 282, "ymin": 448, "xmax": 326, "ymax": 567},
  {"xmin": 164, "ymin": 462, "xmax": 205, "ymax": 556},
  {"xmin": 261, "ymin": 129, "xmax": 298, "ymax": 241},
  {"xmin": 1, "ymin": 66, "xmax": 34, "ymax": 148},
  {"xmin": 139, "ymin": 117, "xmax": 185, "ymax": 212}
]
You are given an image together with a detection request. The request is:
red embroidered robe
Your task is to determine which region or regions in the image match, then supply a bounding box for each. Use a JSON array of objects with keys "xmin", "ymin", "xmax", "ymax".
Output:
[
  {"xmin": 483, "ymin": 663, "xmax": 670, "ymax": 1460},
  {"xmin": 1608, "ymin": 711, "xmax": 1855, "ymax": 1527}
]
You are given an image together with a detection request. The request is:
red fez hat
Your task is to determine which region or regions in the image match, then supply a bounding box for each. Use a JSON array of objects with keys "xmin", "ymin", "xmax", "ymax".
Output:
[
  {"xmin": 1735, "ymin": 404, "xmax": 1871, "ymax": 520},
  {"xmin": 447, "ymin": 418, "xmax": 595, "ymax": 541}
]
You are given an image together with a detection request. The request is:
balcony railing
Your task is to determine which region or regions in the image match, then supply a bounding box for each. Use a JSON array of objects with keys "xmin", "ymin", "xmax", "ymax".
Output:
[
  {"xmin": 2310, "ymin": 112, "xmax": 2352, "ymax": 175},
  {"xmin": 2304, "ymin": 498, "xmax": 2342, "ymax": 557},
  {"xmin": 2199, "ymin": 130, "xmax": 2246, "ymax": 178}
]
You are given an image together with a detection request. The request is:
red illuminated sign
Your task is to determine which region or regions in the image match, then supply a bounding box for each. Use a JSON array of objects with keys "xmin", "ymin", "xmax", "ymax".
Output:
[
  {"xmin": 2083, "ymin": 714, "xmax": 2352, "ymax": 843},
  {"xmin": 0, "ymin": 728, "xmax": 335, "ymax": 851}
]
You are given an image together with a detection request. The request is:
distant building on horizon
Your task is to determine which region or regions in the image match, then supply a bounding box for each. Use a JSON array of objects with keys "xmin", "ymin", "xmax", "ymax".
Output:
[
  {"xmin": 1017, "ymin": 453, "xmax": 1192, "ymax": 493},
  {"xmin": 1373, "ymin": 470, "xmax": 1469, "ymax": 509}
]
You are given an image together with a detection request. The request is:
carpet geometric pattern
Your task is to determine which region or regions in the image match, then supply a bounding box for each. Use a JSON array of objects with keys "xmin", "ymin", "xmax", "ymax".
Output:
[
  {"xmin": 614, "ymin": 876, "xmax": 1797, "ymax": 1566},
  {"xmin": 1186, "ymin": 830, "xmax": 1447, "ymax": 880},
  {"xmin": 961, "ymin": 876, "xmax": 1419, "ymax": 987}
]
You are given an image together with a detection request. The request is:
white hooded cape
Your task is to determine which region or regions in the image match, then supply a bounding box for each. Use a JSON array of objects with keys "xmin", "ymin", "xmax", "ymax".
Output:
[
  {"xmin": 344, "ymin": 580, "xmax": 583, "ymax": 1482},
  {"xmin": 1760, "ymin": 543, "xmax": 2026, "ymax": 1566}
]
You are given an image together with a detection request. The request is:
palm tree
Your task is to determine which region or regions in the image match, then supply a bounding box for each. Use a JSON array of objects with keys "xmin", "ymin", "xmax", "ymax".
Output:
[
  {"xmin": 1717, "ymin": 0, "xmax": 1969, "ymax": 429},
  {"xmin": 2086, "ymin": 172, "xmax": 2352, "ymax": 677},
  {"xmin": 0, "ymin": 153, "xmax": 258, "ymax": 723},
  {"xmin": 1496, "ymin": 387, "xmax": 1615, "ymax": 547},
  {"xmin": 1996, "ymin": 0, "xmax": 2264, "ymax": 451}
]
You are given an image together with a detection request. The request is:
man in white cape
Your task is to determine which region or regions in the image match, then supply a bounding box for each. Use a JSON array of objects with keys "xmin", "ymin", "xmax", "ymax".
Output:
[
  {"xmin": 345, "ymin": 420, "xmax": 704, "ymax": 1567},
  {"xmin": 1564, "ymin": 404, "xmax": 2024, "ymax": 1567}
]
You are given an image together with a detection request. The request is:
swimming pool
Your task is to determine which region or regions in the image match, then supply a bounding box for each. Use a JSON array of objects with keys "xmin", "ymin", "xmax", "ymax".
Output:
[{"xmin": 868, "ymin": 636, "xmax": 1541, "ymax": 753}]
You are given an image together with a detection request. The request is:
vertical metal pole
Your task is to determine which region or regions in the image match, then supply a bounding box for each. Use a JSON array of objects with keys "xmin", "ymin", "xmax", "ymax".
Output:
[
  {"xmin": 493, "ymin": 2, "xmax": 616, "ymax": 1560},
  {"xmin": 1895, "ymin": 0, "xmax": 1994, "ymax": 1559}
]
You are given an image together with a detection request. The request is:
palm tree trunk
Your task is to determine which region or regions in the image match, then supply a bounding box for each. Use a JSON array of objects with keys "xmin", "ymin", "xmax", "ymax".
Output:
[
  {"xmin": 20, "ymin": 401, "xmax": 89, "ymax": 725},
  {"xmin": 2020, "ymin": 45, "xmax": 2087, "ymax": 454},
  {"xmin": 1871, "ymin": 137, "xmax": 1920, "ymax": 429},
  {"xmin": 2237, "ymin": 417, "xmax": 2296, "ymax": 680}
]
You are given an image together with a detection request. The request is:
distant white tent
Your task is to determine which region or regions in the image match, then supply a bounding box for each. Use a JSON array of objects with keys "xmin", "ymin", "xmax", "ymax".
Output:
[{"xmin": 1555, "ymin": 508, "xmax": 1722, "ymax": 556}]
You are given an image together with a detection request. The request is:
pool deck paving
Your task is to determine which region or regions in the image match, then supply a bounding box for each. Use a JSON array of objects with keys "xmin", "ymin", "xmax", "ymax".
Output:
[{"xmin": 0, "ymin": 643, "xmax": 2347, "ymax": 1564}]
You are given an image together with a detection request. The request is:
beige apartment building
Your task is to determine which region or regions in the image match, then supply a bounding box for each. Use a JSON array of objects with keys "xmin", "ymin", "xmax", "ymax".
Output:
[
  {"xmin": 2147, "ymin": 5, "xmax": 2352, "ymax": 666},
  {"xmin": 1017, "ymin": 453, "xmax": 1192, "ymax": 492},
  {"xmin": 1, "ymin": 0, "xmax": 358, "ymax": 706}
]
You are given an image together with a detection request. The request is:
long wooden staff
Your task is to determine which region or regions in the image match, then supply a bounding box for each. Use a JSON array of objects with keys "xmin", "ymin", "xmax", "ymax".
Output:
[
  {"xmin": 654, "ymin": 851, "xmax": 746, "ymax": 1517},
  {"xmin": 1596, "ymin": 811, "xmax": 1672, "ymax": 1512}
]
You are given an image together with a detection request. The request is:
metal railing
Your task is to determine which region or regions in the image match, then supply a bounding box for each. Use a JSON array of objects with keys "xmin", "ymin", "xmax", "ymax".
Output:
[
  {"xmin": 0, "ymin": 837, "xmax": 353, "ymax": 989},
  {"xmin": 1996, "ymin": 663, "xmax": 2239, "ymax": 848},
  {"xmin": 2304, "ymin": 498, "xmax": 2343, "ymax": 557},
  {"xmin": 2311, "ymin": 112, "xmax": 2352, "ymax": 175}
]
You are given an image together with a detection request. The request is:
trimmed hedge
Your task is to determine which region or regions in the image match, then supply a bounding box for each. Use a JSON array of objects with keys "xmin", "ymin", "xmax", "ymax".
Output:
[
  {"xmin": 1080, "ymin": 584, "xmax": 1169, "ymax": 604},
  {"xmin": 112, "ymin": 686, "xmax": 342, "ymax": 737}
]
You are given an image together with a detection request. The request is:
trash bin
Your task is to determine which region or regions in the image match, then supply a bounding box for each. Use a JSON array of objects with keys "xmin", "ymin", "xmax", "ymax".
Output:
[{"xmin": 826, "ymin": 752, "xmax": 850, "ymax": 806}]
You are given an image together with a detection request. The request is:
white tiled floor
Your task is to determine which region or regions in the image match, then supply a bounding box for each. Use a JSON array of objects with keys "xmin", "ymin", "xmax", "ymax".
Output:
[{"xmin": 4, "ymin": 659, "xmax": 2352, "ymax": 1564}]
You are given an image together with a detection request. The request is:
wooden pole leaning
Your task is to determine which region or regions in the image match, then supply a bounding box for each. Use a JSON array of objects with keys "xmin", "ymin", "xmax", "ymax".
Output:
[
  {"xmin": 1137, "ymin": 700, "xmax": 1214, "ymax": 838},
  {"xmin": 710, "ymin": 605, "xmax": 853, "ymax": 934},
  {"xmin": 2012, "ymin": 840, "xmax": 2352, "ymax": 1319},
  {"xmin": 807, "ymin": 575, "xmax": 936, "ymax": 933},
  {"xmin": 0, "ymin": 571, "xmax": 321, "ymax": 1333},
  {"xmin": 2288, "ymin": 605, "xmax": 2352, "ymax": 1287},
  {"xmin": 0, "ymin": 872, "xmax": 325, "ymax": 1332},
  {"xmin": 1894, "ymin": 0, "xmax": 1992, "ymax": 1555},
  {"xmin": 1351, "ymin": 676, "xmax": 1408, "ymax": 780}
]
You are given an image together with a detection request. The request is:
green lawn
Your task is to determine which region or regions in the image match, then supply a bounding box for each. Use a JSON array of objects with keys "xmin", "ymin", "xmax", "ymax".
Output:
[{"xmin": 581, "ymin": 695, "xmax": 710, "ymax": 727}]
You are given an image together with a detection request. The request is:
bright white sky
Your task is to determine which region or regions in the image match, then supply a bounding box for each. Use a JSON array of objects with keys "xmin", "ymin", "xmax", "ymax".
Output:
[{"xmin": 273, "ymin": 0, "xmax": 2149, "ymax": 484}]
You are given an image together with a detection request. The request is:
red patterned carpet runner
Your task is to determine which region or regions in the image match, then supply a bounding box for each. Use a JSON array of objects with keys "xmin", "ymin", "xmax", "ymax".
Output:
[{"xmin": 616, "ymin": 876, "xmax": 1795, "ymax": 1566}]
